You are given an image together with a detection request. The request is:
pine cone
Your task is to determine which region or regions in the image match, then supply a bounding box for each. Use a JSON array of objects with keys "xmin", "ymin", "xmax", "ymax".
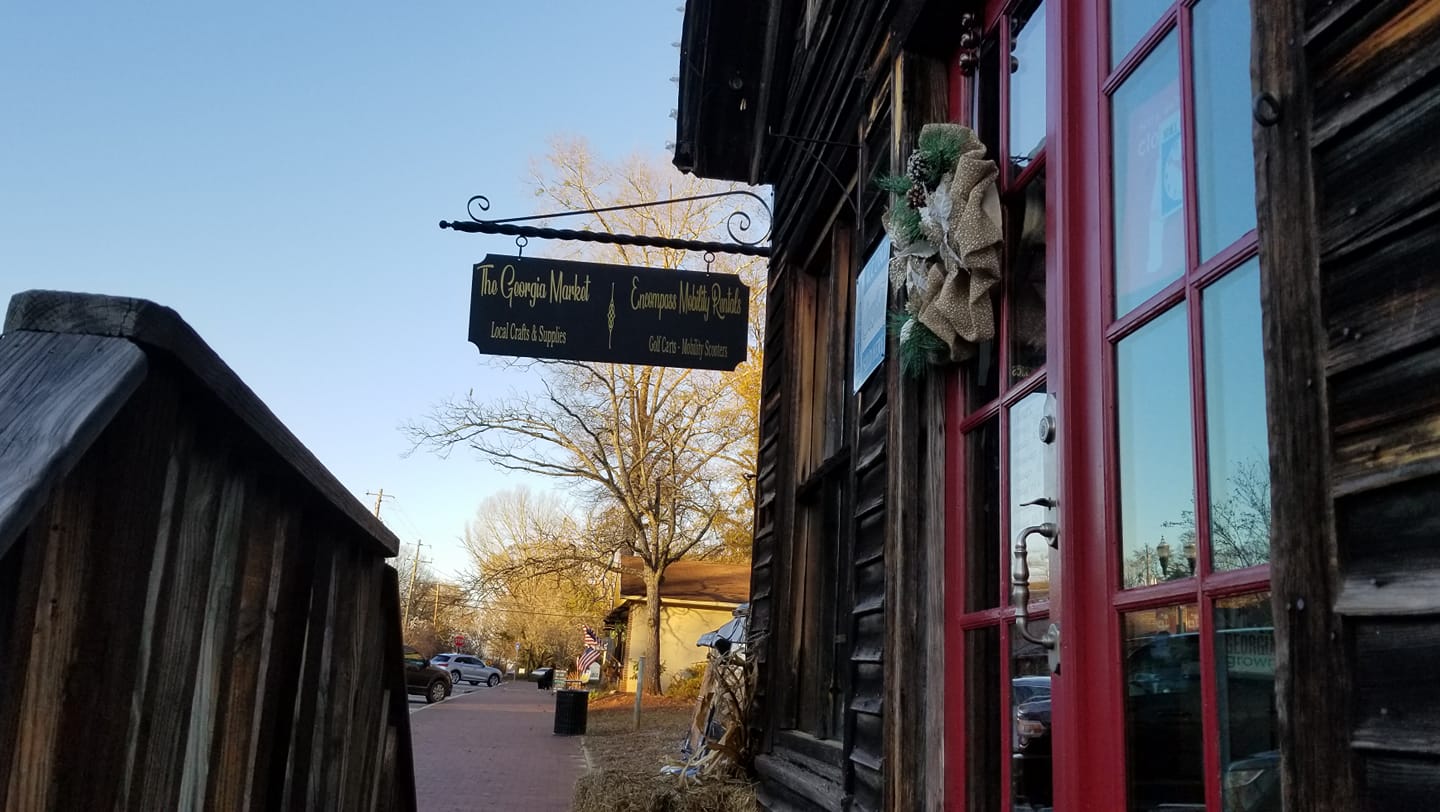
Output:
[
  {"xmin": 907, "ymin": 151, "xmax": 933, "ymax": 187},
  {"xmin": 905, "ymin": 150, "xmax": 934, "ymax": 208}
]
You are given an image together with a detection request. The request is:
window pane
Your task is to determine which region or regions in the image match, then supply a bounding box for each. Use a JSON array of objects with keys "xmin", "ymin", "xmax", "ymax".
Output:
[
  {"xmin": 1122, "ymin": 603, "xmax": 1204, "ymax": 811},
  {"xmin": 966, "ymin": 627, "xmax": 1002, "ymax": 812},
  {"xmin": 1012, "ymin": 621, "xmax": 1054, "ymax": 810},
  {"xmin": 1112, "ymin": 33, "xmax": 1184, "ymax": 317},
  {"xmin": 1111, "ymin": 0, "xmax": 1173, "ymax": 67},
  {"xmin": 1215, "ymin": 593, "xmax": 1279, "ymax": 812},
  {"xmin": 967, "ymin": 419, "xmax": 1002, "ymax": 611},
  {"xmin": 1194, "ymin": 0, "xmax": 1257, "ymax": 260},
  {"xmin": 1009, "ymin": 172, "xmax": 1047, "ymax": 383},
  {"xmin": 1009, "ymin": 0, "xmax": 1047, "ymax": 176},
  {"xmin": 968, "ymin": 35, "xmax": 1003, "ymax": 409},
  {"xmin": 1118, "ymin": 306, "xmax": 1195, "ymax": 588},
  {"xmin": 1010, "ymin": 389, "xmax": 1051, "ymax": 603},
  {"xmin": 975, "ymin": 34, "xmax": 1001, "ymax": 185},
  {"xmin": 967, "ymin": 338, "xmax": 1002, "ymax": 410},
  {"xmin": 1204, "ymin": 260, "xmax": 1270, "ymax": 571}
]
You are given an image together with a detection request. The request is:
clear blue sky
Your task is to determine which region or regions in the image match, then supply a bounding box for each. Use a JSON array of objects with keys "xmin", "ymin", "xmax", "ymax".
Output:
[{"xmin": 1, "ymin": 2, "xmax": 687, "ymax": 577}]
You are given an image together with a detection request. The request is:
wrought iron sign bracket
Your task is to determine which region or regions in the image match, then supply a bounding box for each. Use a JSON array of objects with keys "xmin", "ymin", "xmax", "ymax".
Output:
[
  {"xmin": 439, "ymin": 191, "xmax": 772, "ymax": 258},
  {"xmin": 765, "ymin": 126, "xmax": 864, "ymax": 226}
]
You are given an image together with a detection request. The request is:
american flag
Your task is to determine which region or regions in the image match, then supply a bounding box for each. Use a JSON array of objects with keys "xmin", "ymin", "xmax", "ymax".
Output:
[{"xmin": 577, "ymin": 625, "xmax": 603, "ymax": 674}]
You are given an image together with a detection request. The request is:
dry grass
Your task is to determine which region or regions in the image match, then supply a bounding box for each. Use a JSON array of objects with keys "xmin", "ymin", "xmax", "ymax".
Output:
[{"xmin": 573, "ymin": 701, "xmax": 757, "ymax": 812}]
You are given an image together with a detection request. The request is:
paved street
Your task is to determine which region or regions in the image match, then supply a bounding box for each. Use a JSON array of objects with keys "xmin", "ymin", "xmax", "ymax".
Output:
[
  {"xmin": 409, "ymin": 682, "xmax": 585, "ymax": 811},
  {"xmin": 408, "ymin": 681, "xmax": 488, "ymax": 713}
]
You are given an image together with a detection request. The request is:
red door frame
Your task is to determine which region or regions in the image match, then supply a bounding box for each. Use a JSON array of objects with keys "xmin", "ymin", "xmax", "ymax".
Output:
[
  {"xmin": 943, "ymin": 0, "xmax": 1128, "ymax": 808},
  {"xmin": 946, "ymin": 1, "xmax": 1272, "ymax": 808},
  {"xmin": 1047, "ymin": 0, "xmax": 1132, "ymax": 808}
]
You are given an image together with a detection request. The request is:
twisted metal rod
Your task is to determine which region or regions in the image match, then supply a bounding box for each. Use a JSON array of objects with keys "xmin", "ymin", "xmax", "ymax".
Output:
[{"xmin": 441, "ymin": 190, "xmax": 773, "ymax": 257}]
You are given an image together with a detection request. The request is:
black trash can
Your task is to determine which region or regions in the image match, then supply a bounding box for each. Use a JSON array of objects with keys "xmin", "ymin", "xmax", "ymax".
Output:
[
  {"xmin": 535, "ymin": 667, "xmax": 554, "ymax": 690},
  {"xmin": 553, "ymin": 688, "xmax": 589, "ymax": 735}
]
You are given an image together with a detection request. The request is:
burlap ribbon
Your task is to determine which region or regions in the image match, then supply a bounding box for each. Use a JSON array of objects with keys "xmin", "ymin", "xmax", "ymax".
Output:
[{"xmin": 910, "ymin": 124, "xmax": 1002, "ymax": 362}]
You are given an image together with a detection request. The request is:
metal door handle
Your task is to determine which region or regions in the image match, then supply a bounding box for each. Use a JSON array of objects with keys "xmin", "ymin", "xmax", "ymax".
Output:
[{"xmin": 1012, "ymin": 523, "xmax": 1059, "ymax": 649}]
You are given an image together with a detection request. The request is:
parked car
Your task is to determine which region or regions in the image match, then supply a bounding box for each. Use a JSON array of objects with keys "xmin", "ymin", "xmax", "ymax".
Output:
[
  {"xmin": 403, "ymin": 647, "xmax": 451, "ymax": 704},
  {"xmin": 1224, "ymin": 750, "xmax": 1280, "ymax": 812},
  {"xmin": 1012, "ymin": 676, "xmax": 1053, "ymax": 807},
  {"xmin": 435, "ymin": 653, "xmax": 503, "ymax": 686}
]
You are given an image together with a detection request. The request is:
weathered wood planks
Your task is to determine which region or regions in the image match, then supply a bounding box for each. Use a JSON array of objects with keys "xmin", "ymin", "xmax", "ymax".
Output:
[
  {"xmin": 0, "ymin": 292, "xmax": 416, "ymax": 811},
  {"xmin": 1256, "ymin": 0, "xmax": 1440, "ymax": 805},
  {"xmin": 0, "ymin": 329, "xmax": 147, "ymax": 559}
]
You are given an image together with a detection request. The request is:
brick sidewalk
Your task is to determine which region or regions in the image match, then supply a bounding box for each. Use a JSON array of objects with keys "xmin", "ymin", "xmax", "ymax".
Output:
[{"xmin": 409, "ymin": 683, "xmax": 586, "ymax": 811}]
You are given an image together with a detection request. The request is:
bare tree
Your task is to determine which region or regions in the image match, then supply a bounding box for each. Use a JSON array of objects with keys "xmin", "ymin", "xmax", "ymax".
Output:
[
  {"xmin": 1149, "ymin": 453, "xmax": 1272, "ymax": 583},
  {"xmin": 1205, "ymin": 457, "xmax": 1272, "ymax": 571},
  {"xmin": 461, "ymin": 488, "xmax": 612, "ymax": 671},
  {"xmin": 409, "ymin": 139, "xmax": 765, "ymax": 692}
]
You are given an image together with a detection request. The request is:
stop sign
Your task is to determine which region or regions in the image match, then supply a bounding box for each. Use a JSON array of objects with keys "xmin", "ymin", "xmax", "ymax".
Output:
[{"xmin": 453, "ymin": 635, "xmax": 465, "ymax": 649}]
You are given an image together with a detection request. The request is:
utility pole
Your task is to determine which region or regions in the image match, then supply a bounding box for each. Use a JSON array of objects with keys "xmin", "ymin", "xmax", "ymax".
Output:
[
  {"xmin": 366, "ymin": 488, "xmax": 393, "ymax": 519},
  {"xmin": 433, "ymin": 581, "xmax": 442, "ymax": 628}
]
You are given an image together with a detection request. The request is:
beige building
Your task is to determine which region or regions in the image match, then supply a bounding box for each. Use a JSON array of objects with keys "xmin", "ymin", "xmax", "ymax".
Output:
[{"xmin": 604, "ymin": 557, "xmax": 750, "ymax": 693}]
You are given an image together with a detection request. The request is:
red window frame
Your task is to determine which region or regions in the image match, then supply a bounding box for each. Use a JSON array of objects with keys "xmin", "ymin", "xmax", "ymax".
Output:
[
  {"xmin": 943, "ymin": 1, "xmax": 1056, "ymax": 808},
  {"xmin": 944, "ymin": 0, "xmax": 1271, "ymax": 809}
]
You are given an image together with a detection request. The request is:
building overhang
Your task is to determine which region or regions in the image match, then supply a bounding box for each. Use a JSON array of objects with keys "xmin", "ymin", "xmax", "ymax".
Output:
[{"xmin": 673, "ymin": 0, "xmax": 773, "ymax": 183}]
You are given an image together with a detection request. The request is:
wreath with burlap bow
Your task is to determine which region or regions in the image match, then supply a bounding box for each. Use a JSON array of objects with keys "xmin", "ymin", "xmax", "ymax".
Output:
[{"xmin": 878, "ymin": 124, "xmax": 1003, "ymax": 377}]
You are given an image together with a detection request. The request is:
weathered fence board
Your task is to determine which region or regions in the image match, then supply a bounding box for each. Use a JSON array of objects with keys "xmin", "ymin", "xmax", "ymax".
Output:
[{"xmin": 0, "ymin": 290, "xmax": 415, "ymax": 811}]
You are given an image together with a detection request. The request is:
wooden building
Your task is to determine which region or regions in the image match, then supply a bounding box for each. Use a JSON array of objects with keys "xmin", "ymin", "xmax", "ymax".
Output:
[
  {"xmin": 675, "ymin": 0, "xmax": 1440, "ymax": 809},
  {"xmin": 0, "ymin": 291, "xmax": 417, "ymax": 810},
  {"xmin": 604, "ymin": 557, "xmax": 752, "ymax": 692}
]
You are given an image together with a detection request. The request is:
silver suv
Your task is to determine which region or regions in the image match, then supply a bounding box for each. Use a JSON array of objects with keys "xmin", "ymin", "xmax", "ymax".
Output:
[{"xmin": 431, "ymin": 653, "xmax": 503, "ymax": 686}]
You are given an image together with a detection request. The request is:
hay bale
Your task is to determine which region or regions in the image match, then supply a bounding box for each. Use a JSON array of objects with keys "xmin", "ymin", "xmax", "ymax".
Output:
[{"xmin": 572, "ymin": 769, "xmax": 757, "ymax": 812}]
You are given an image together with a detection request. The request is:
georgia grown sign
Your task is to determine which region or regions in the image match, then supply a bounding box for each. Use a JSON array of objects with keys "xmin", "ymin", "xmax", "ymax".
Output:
[{"xmin": 467, "ymin": 254, "xmax": 749, "ymax": 371}]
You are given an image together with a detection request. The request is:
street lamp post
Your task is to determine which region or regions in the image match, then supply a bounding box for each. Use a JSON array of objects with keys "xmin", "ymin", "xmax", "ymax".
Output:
[{"xmin": 1155, "ymin": 534, "xmax": 1199, "ymax": 580}]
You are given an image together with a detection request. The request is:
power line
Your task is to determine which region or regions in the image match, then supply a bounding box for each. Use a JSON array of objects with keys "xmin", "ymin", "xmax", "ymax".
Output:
[{"xmin": 447, "ymin": 601, "xmax": 608, "ymax": 621}]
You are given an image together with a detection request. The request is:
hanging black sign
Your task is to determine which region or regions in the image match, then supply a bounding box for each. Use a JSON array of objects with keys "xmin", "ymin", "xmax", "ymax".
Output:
[{"xmin": 467, "ymin": 254, "xmax": 750, "ymax": 371}]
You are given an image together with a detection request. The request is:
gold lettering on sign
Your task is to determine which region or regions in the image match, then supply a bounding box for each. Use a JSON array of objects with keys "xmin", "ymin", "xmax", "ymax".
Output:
[
  {"xmin": 630, "ymin": 278, "xmax": 678, "ymax": 319},
  {"xmin": 503, "ymin": 266, "xmax": 548, "ymax": 309},
  {"xmin": 550, "ymin": 270, "xmax": 592, "ymax": 304},
  {"xmin": 712, "ymin": 284, "xmax": 744, "ymax": 320},
  {"xmin": 679, "ymin": 281, "xmax": 711, "ymax": 321}
]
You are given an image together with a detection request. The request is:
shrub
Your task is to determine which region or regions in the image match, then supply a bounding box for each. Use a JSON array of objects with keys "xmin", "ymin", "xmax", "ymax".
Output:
[{"xmin": 666, "ymin": 662, "xmax": 708, "ymax": 700}]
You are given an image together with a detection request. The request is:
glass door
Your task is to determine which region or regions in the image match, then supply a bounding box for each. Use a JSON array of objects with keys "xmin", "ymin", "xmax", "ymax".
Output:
[
  {"xmin": 949, "ymin": 0, "xmax": 1276, "ymax": 809},
  {"xmin": 947, "ymin": 2, "xmax": 1056, "ymax": 809},
  {"xmin": 1101, "ymin": 0, "xmax": 1275, "ymax": 808}
]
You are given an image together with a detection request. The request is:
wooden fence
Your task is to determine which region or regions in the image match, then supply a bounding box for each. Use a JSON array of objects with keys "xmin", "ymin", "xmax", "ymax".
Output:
[{"xmin": 0, "ymin": 291, "xmax": 417, "ymax": 810}]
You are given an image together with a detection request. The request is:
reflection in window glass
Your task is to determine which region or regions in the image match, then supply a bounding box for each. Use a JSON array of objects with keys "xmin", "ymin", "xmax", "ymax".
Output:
[
  {"xmin": 1204, "ymin": 260, "xmax": 1270, "ymax": 571},
  {"xmin": 1122, "ymin": 604, "xmax": 1204, "ymax": 811},
  {"xmin": 1112, "ymin": 34, "xmax": 1184, "ymax": 317},
  {"xmin": 968, "ymin": 338, "xmax": 1001, "ymax": 409},
  {"xmin": 1118, "ymin": 306, "xmax": 1195, "ymax": 588},
  {"xmin": 1215, "ymin": 593, "xmax": 1279, "ymax": 812},
  {"xmin": 1111, "ymin": 0, "xmax": 1173, "ymax": 67},
  {"xmin": 1012, "ymin": 621, "xmax": 1054, "ymax": 811},
  {"xmin": 966, "ymin": 627, "xmax": 1001, "ymax": 812},
  {"xmin": 967, "ymin": 420, "xmax": 1001, "ymax": 611},
  {"xmin": 967, "ymin": 35, "xmax": 1002, "ymax": 408},
  {"xmin": 1009, "ymin": 173, "xmax": 1047, "ymax": 383},
  {"xmin": 1009, "ymin": 1, "xmax": 1047, "ymax": 175},
  {"xmin": 975, "ymin": 35, "xmax": 1001, "ymax": 188},
  {"xmin": 1194, "ymin": 0, "xmax": 1257, "ymax": 260},
  {"xmin": 1010, "ymin": 390, "xmax": 1050, "ymax": 603}
]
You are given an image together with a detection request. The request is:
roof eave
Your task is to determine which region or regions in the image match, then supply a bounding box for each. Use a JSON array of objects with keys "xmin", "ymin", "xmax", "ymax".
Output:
[{"xmin": 673, "ymin": 0, "xmax": 773, "ymax": 184}]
